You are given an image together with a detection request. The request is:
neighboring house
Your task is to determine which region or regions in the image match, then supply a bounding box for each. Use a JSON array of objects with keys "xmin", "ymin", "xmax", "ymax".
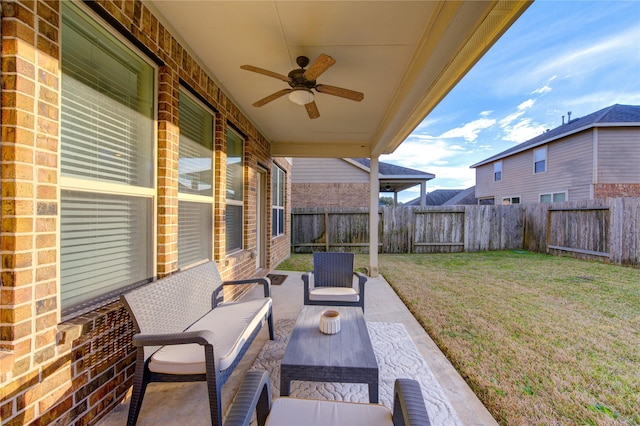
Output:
[
  {"xmin": 292, "ymin": 158, "xmax": 435, "ymax": 207},
  {"xmin": 471, "ymin": 104, "xmax": 640, "ymax": 204},
  {"xmin": 405, "ymin": 186, "xmax": 477, "ymax": 206}
]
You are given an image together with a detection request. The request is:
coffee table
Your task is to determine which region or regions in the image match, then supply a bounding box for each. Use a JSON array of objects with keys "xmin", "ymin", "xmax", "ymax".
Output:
[{"xmin": 280, "ymin": 306, "xmax": 379, "ymax": 403}]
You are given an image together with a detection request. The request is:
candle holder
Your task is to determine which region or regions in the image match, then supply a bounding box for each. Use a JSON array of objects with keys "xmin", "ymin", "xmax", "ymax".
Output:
[{"xmin": 319, "ymin": 309, "xmax": 341, "ymax": 334}]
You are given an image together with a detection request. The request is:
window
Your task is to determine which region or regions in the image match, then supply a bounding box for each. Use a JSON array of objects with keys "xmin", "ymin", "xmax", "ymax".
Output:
[
  {"xmin": 540, "ymin": 192, "xmax": 567, "ymax": 203},
  {"xmin": 60, "ymin": 3, "xmax": 155, "ymax": 317},
  {"xmin": 226, "ymin": 129, "xmax": 244, "ymax": 252},
  {"xmin": 478, "ymin": 197, "xmax": 495, "ymax": 205},
  {"xmin": 178, "ymin": 91, "xmax": 214, "ymax": 268},
  {"xmin": 534, "ymin": 147, "xmax": 547, "ymax": 173},
  {"xmin": 494, "ymin": 161, "xmax": 502, "ymax": 182},
  {"xmin": 502, "ymin": 196, "xmax": 521, "ymax": 205},
  {"xmin": 272, "ymin": 165, "xmax": 285, "ymax": 237}
]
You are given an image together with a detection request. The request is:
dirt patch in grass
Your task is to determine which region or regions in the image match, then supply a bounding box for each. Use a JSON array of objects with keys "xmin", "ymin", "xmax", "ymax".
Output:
[{"xmin": 278, "ymin": 252, "xmax": 640, "ymax": 425}]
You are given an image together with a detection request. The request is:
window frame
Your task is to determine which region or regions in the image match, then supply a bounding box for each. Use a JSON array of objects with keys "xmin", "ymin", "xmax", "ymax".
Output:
[
  {"xmin": 494, "ymin": 161, "xmax": 503, "ymax": 182},
  {"xmin": 225, "ymin": 128, "xmax": 245, "ymax": 253},
  {"xmin": 177, "ymin": 89, "xmax": 215, "ymax": 269},
  {"xmin": 272, "ymin": 164, "xmax": 286, "ymax": 237},
  {"xmin": 534, "ymin": 146, "xmax": 547, "ymax": 174},
  {"xmin": 540, "ymin": 191, "xmax": 567, "ymax": 203},
  {"xmin": 59, "ymin": 2, "xmax": 158, "ymax": 320},
  {"xmin": 502, "ymin": 196, "xmax": 521, "ymax": 205}
]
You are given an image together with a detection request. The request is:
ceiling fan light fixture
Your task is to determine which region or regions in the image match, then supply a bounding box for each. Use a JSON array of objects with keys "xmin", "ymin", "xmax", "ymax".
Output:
[{"xmin": 288, "ymin": 88, "xmax": 314, "ymax": 106}]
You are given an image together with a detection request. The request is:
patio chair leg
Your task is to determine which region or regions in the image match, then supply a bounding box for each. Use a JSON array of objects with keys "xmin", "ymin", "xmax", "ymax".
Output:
[
  {"xmin": 126, "ymin": 361, "xmax": 149, "ymax": 426},
  {"xmin": 204, "ymin": 345, "xmax": 223, "ymax": 426},
  {"xmin": 267, "ymin": 312, "xmax": 275, "ymax": 340}
]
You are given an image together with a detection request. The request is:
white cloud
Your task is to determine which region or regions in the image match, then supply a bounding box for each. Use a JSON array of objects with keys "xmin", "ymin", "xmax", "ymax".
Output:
[
  {"xmin": 438, "ymin": 118, "xmax": 496, "ymax": 142},
  {"xmin": 500, "ymin": 110, "xmax": 525, "ymax": 127},
  {"xmin": 517, "ymin": 99, "xmax": 535, "ymax": 110},
  {"xmin": 532, "ymin": 85, "xmax": 552, "ymax": 95},
  {"xmin": 502, "ymin": 118, "xmax": 547, "ymax": 143},
  {"xmin": 382, "ymin": 138, "xmax": 467, "ymax": 169}
]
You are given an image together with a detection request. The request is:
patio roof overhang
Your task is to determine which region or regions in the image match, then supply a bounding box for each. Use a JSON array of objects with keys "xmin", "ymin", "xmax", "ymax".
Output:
[{"xmin": 146, "ymin": 0, "xmax": 532, "ymax": 159}]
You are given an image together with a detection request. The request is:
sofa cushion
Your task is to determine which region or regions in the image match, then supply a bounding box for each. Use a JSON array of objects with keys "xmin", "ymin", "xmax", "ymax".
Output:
[
  {"xmin": 309, "ymin": 287, "xmax": 359, "ymax": 303},
  {"xmin": 148, "ymin": 298, "xmax": 272, "ymax": 374},
  {"xmin": 265, "ymin": 398, "xmax": 392, "ymax": 426}
]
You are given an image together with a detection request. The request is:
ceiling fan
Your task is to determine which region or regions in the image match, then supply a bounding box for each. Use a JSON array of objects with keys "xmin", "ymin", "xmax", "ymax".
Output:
[{"xmin": 240, "ymin": 54, "xmax": 364, "ymax": 119}]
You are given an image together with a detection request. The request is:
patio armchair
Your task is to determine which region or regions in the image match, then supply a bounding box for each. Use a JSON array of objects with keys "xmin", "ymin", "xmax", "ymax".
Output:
[
  {"xmin": 303, "ymin": 252, "xmax": 367, "ymax": 312},
  {"xmin": 225, "ymin": 370, "xmax": 431, "ymax": 426}
]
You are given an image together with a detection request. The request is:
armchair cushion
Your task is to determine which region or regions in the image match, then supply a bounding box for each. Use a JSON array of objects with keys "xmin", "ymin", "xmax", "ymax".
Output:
[
  {"xmin": 265, "ymin": 398, "xmax": 391, "ymax": 426},
  {"xmin": 308, "ymin": 287, "xmax": 360, "ymax": 303}
]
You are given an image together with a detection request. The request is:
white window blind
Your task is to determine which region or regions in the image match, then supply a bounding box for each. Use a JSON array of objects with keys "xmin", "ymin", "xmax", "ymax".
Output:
[
  {"xmin": 179, "ymin": 93, "xmax": 213, "ymax": 196},
  {"xmin": 178, "ymin": 91, "xmax": 214, "ymax": 268},
  {"xmin": 272, "ymin": 165, "xmax": 285, "ymax": 236},
  {"xmin": 226, "ymin": 130, "xmax": 244, "ymax": 252},
  {"xmin": 178, "ymin": 202, "xmax": 212, "ymax": 268},
  {"xmin": 60, "ymin": 191, "xmax": 152, "ymax": 317},
  {"xmin": 60, "ymin": 3, "xmax": 155, "ymax": 318}
]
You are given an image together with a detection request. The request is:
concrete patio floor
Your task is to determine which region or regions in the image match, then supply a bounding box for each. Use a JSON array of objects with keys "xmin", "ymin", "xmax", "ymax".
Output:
[{"xmin": 98, "ymin": 271, "xmax": 497, "ymax": 426}]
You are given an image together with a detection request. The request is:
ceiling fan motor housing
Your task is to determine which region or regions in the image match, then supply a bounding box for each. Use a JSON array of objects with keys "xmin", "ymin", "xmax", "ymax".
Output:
[{"xmin": 288, "ymin": 57, "xmax": 316, "ymax": 89}]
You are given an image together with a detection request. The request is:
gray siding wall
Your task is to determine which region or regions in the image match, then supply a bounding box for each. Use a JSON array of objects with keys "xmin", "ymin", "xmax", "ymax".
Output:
[
  {"xmin": 474, "ymin": 164, "xmax": 495, "ymax": 199},
  {"xmin": 475, "ymin": 130, "xmax": 595, "ymax": 203},
  {"xmin": 597, "ymin": 127, "xmax": 640, "ymax": 183},
  {"xmin": 291, "ymin": 158, "xmax": 369, "ymax": 183}
]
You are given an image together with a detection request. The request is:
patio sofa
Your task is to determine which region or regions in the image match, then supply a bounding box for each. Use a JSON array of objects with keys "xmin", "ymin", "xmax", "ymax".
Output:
[
  {"xmin": 225, "ymin": 370, "xmax": 431, "ymax": 426},
  {"xmin": 120, "ymin": 261, "xmax": 274, "ymax": 426}
]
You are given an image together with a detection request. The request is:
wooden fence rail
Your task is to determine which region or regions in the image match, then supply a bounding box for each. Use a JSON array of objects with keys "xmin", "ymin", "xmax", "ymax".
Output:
[{"xmin": 291, "ymin": 197, "xmax": 640, "ymax": 266}]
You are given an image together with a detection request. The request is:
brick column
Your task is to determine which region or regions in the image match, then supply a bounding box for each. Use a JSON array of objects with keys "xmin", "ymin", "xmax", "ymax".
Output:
[
  {"xmin": 1, "ymin": 0, "xmax": 60, "ymax": 376},
  {"xmin": 156, "ymin": 66, "xmax": 180, "ymax": 277},
  {"xmin": 213, "ymin": 112, "xmax": 228, "ymax": 263}
]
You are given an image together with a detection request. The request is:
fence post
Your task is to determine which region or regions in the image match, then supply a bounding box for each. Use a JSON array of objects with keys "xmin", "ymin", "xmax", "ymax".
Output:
[{"xmin": 324, "ymin": 212, "xmax": 329, "ymax": 252}]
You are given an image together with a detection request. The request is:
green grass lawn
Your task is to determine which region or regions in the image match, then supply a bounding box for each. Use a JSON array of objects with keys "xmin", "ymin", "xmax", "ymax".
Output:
[{"xmin": 277, "ymin": 251, "xmax": 640, "ymax": 425}]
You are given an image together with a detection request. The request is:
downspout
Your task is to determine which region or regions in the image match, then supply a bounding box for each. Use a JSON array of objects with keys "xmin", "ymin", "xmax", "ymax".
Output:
[
  {"xmin": 420, "ymin": 181, "xmax": 426, "ymax": 207},
  {"xmin": 369, "ymin": 157, "xmax": 379, "ymax": 277},
  {"xmin": 591, "ymin": 128, "xmax": 598, "ymax": 199}
]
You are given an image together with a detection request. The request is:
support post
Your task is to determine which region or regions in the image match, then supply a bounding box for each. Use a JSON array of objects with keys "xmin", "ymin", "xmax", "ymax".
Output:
[{"xmin": 369, "ymin": 157, "xmax": 379, "ymax": 277}]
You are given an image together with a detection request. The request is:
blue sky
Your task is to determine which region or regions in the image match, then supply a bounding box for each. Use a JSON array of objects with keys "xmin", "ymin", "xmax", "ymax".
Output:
[{"xmin": 381, "ymin": 0, "xmax": 640, "ymax": 203}]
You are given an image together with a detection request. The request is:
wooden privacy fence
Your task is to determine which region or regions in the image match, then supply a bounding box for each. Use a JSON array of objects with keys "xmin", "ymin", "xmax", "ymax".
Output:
[
  {"xmin": 291, "ymin": 197, "xmax": 640, "ymax": 266},
  {"xmin": 523, "ymin": 197, "xmax": 640, "ymax": 265},
  {"xmin": 291, "ymin": 205, "xmax": 524, "ymax": 254}
]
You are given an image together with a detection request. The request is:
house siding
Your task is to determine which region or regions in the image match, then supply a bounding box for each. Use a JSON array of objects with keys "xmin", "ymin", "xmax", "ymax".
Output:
[
  {"xmin": 291, "ymin": 158, "xmax": 369, "ymax": 183},
  {"xmin": 596, "ymin": 128, "xmax": 640, "ymax": 183},
  {"xmin": 0, "ymin": 2, "xmax": 289, "ymax": 425},
  {"xmin": 476, "ymin": 130, "xmax": 594, "ymax": 203},
  {"xmin": 474, "ymin": 165, "xmax": 496, "ymax": 200}
]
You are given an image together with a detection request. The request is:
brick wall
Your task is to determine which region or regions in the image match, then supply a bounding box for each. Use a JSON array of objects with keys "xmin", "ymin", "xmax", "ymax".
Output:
[
  {"xmin": 594, "ymin": 183, "xmax": 640, "ymax": 199},
  {"xmin": 292, "ymin": 183, "xmax": 370, "ymax": 208},
  {"xmin": 0, "ymin": 1, "xmax": 290, "ymax": 424}
]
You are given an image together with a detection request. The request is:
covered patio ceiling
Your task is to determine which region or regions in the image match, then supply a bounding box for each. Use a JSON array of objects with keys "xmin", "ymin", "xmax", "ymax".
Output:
[{"xmin": 146, "ymin": 1, "xmax": 531, "ymax": 159}]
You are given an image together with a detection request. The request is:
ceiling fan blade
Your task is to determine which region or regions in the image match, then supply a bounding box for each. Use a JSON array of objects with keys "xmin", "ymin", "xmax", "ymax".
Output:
[
  {"xmin": 305, "ymin": 101, "xmax": 320, "ymax": 119},
  {"xmin": 303, "ymin": 54, "xmax": 336, "ymax": 81},
  {"xmin": 252, "ymin": 89, "xmax": 291, "ymax": 107},
  {"xmin": 240, "ymin": 65, "xmax": 292, "ymax": 83},
  {"xmin": 315, "ymin": 84, "xmax": 364, "ymax": 102}
]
